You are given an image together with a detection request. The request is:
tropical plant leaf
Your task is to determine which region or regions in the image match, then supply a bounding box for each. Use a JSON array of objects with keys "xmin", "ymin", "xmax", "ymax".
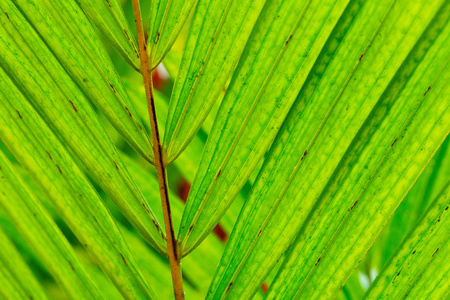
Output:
[
  {"xmin": 178, "ymin": 0, "xmax": 358, "ymax": 255},
  {"xmin": 370, "ymin": 136, "xmax": 450, "ymax": 270},
  {"xmin": 206, "ymin": 0, "xmax": 450, "ymax": 298},
  {"xmin": 124, "ymin": 74, "xmax": 250, "ymax": 240},
  {"xmin": 0, "ymin": 227, "xmax": 48, "ymax": 300},
  {"xmin": 147, "ymin": 0, "xmax": 197, "ymax": 69},
  {"xmin": 163, "ymin": 0, "xmax": 267, "ymax": 163},
  {"xmin": 117, "ymin": 223, "xmax": 203, "ymax": 300},
  {"xmin": 5, "ymin": 0, "xmax": 154, "ymax": 163},
  {"xmin": 76, "ymin": 0, "xmax": 141, "ymax": 70},
  {"xmin": 1, "ymin": 0, "xmax": 448, "ymax": 298},
  {"xmin": 114, "ymin": 152, "xmax": 230, "ymax": 297},
  {"xmin": 0, "ymin": 68, "xmax": 157, "ymax": 299},
  {"xmin": 363, "ymin": 181, "xmax": 450, "ymax": 299},
  {"xmin": 0, "ymin": 1, "xmax": 167, "ymax": 253},
  {"xmin": 0, "ymin": 151, "xmax": 103, "ymax": 300},
  {"xmin": 266, "ymin": 18, "xmax": 450, "ymax": 300}
]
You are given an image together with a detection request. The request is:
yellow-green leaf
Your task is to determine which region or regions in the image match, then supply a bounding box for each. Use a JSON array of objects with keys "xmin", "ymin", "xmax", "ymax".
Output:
[
  {"xmin": 163, "ymin": 0, "xmax": 267, "ymax": 163},
  {"xmin": 0, "ymin": 67, "xmax": 157, "ymax": 300},
  {"xmin": 207, "ymin": 0, "xmax": 449, "ymax": 298},
  {"xmin": 179, "ymin": 0, "xmax": 355, "ymax": 255},
  {"xmin": 7, "ymin": 0, "xmax": 153, "ymax": 163},
  {"xmin": 0, "ymin": 1, "xmax": 166, "ymax": 253},
  {"xmin": 0, "ymin": 227, "xmax": 48, "ymax": 300},
  {"xmin": 364, "ymin": 181, "xmax": 450, "ymax": 299},
  {"xmin": 0, "ymin": 151, "xmax": 102, "ymax": 300},
  {"xmin": 147, "ymin": 0, "xmax": 197, "ymax": 69},
  {"xmin": 77, "ymin": 0, "xmax": 141, "ymax": 70}
]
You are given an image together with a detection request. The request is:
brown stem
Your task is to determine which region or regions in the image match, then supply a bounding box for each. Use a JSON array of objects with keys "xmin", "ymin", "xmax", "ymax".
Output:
[{"xmin": 131, "ymin": 1, "xmax": 184, "ymax": 299}]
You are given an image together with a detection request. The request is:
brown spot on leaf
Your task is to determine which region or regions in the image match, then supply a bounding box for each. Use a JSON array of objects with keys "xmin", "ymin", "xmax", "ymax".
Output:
[
  {"xmin": 258, "ymin": 230, "xmax": 262, "ymax": 237},
  {"xmin": 301, "ymin": 150, "xmax": 308, "ymax": 161},
  {"xmin": 113, "ymin": 160, "xmax": 118, "ymax": 170},
  {"xmin": 142, "ymin": 202, "xmax": 151, "ymax": 214},
  {"xmin": 68, "ymin": 260, "xmax": 75, "ymax": 271},
  {"xmin": 124, "ymin": 106, "xmax": 133, "ymax": 118},
  {"xmin": 350, "ymin": 200, "xmax": 358, "ymax": 210},
  {"xmin": 226, "ymin": 282, "xmax": 233, "ymax": 293},
  {"xmin": 46, "ymin": 151, "xmax": 53, "ymax": 160},
  {"xmin": 109, "ymin": 83, "xmax": 116, "ymax": 93},
  {"xmin": 424, "ymin": 86, "xmax": 431, "ymax": 96},
  {"xmin": 432, "ymin": 248, "xmax": 439, "ymax": 257},
  {"xmin": 56, "ymin": 164, "xmax": 62, "ymax": 174},
  {"xmin": 155, "ymin": 32, "xmax": 160, "ymax": 44},
  {"xmin": 188, "ymin": 225, "xmax": 194, "ymax": 233},
  {"xmin": 285, "ymin": 34, "xmax": 293, "ymax": 45},
  {"xmin": 123, "ymin": 29, "xmax": 131, "ymax": 42},
  {"xmin": 359, "ymin": 54, "xmax": 364, "ymax": 61},
  {"xmin": 151, "ymin": 219, "xmax": 160, "ymax": 232},
  {"xmin": 120, "ymin": 253, "xmax": 128, "ymax": 265},
  {"xmin": 392, "ymin": 269, "xmax": 401, "ymax": 283},
  {"xmin": 315, "ymin": 257, "xmax": 321, "ymax": 266},
  {"xmin": 5, "ymin": 12, "xmax": 9, "ymax": 19},
  {"xmin": 216, "ymin": 169, "xmax": 221, "ymax": 179},
  {"xmin": 69, "ymin": 100, "xmax": 78, "ymax": 112},
  {"xmin": 412, "ymin": 250, "xmax": 416, "ymax": 254},
  {"xmin": 105, "ymin": 0, "xmax": 112, "ymax": 7},
  {"xmin": 391, "ymin": 138, "xmax": 398, "ymax": 147},
  {"xmin": 261, "ymin": 282, "xmax": 269, "ymax": 294},
  {"xmin": 16, "ymin": 110, "xmax": 22, "ymax": 119}
]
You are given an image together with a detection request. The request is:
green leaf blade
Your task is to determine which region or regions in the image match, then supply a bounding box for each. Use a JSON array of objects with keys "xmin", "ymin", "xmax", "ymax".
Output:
[
  {"xmin": 0, "ymin": 228, "xmax": 49, "ymax": 300},
  {"xmin": 0, "ymin": 67, "xmax": 157, "ymax": 299},
  {"xmin": 10, "ymin": 0, "xmax": 154, "ymax": 163},
  {"xmin": 163, "ymin": 0, "xmax": 267, "ymax": 163},
  {"xmin": 76, "ymin": 0, "xmax": 141, "ymax": 70},
  {"xmin": 371, "ymin": 135, "xmax": 450, "ymax": 270},
  {"xmin": 206, "ymin": 0, "xmax": 449, "ymax": 297},
  {"xmin": 179, "ymin": 0, "xmax": 357, "ymax": 255},
  {"xmin": 147, "ymin": 0, "xmax": 197, "ymax": 69},
  {"xmin": 0, "ymin": 152, "xmax": 102, "ymax": 300},
  {"xmin": 0, "ymin": 1, "xmax": 166, "ymax": 253},
  {"xmin": 269, "ymin": 30, "xmax": 450, "ymax": 300},
  {"xmin": 364, "ymin": 181, "xmax": 450, "ymax": 299}
]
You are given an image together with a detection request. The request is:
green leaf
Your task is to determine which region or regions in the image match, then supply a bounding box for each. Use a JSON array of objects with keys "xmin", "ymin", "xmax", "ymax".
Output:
[
  {"xmin": 266, "ymin": 9, "xmax": 450, "ymax": 300},
  {"xmin": 364, "ymin": 180, "xmax": 450, "ymax": 299},
  {"xmin": 371, "ymin": 135, "xmax": 450, "ymax": 270},
  {"xmin": 6, "ymin": 0, "xmax": 154, "ymax": 163},
  {"xmin": 206, "ymin": 0, "xmax": 450, "ymax": 298},
  {"xmin": 118, "ymin": 152, "xmax": 231, "ymax": 297},
  {"xmin": 147, "ymin": 0, "xmax": 197, "ymax": 69},
  {"xmin": 0, "ymin": 67, "xmax": 157, "ymax": 300},
  {"xmin": 0, "ymin": 227, "xmax": 48, "ymax": 300},
  {"xmin": 76, "ymin": 0, "xmax": 141, "ymax": 70},
  {"xmin": 163, "ymin": 0, "xmax": 267, "ymax": 163},
  {"xmin": 179, "ymin": 0, "xmax": 356, "ymax": 255},
  {"xmin": 0, "ymin": 1, "xmax": 166, "ymax": 253},
  {"xmin": 124, "ymin": 75, "xmax": 247, "ymax": 237},
  {"xmin": 0, "ymin": 151, "xmax": 102, "ymax": 300}
]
